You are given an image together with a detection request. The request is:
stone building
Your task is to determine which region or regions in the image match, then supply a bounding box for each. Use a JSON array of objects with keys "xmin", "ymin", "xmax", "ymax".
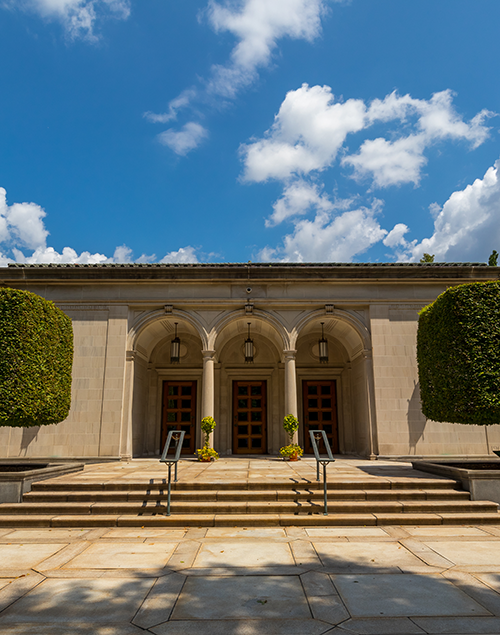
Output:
[{"xmin": 1, "ymin": 262, "xmax": 499, "ymax": 461}]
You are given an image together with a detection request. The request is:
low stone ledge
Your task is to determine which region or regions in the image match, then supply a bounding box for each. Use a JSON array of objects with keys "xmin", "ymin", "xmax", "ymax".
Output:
[
  {"xmin": 412, "ymin": 459, "xmax": 500, "ymax": 506},
  {"xmin": 0, "ymin": 462, "xmax": 84, "ymax": 503}
]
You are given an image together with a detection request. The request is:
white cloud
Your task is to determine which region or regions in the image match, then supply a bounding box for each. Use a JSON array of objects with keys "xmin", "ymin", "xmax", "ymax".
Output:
[
  {"xmin": 205, "ymin": 0, "xmax": 329, "ymax": 97},
  {"xmin": 0, "ymin": 187, "xmax": 200, "ymax": 265},
  {"xmin": 160, "ymin": 246, "xmax": 199, "ymax": 263},
  {"xmin": 416, "ymin": 90, "xmax": 493, "ymax": 148},
  {"xmin": 395, "ymin": 159, "xmax": 500, "ymax": 262},
  {"xmin": 8, "ymin": 0, "xmax": 130, "ymax": 40},
  {"xmin": 241, "ymin": 84, "xmax": 367, "ymax": 182},
  {"xmin": 343, "ymin": 135, "xmax": 427, "ymax": 188},
  {"xmin": 13, "ymin": 246, "xmax": 108, "ymax": 264},
  {"xmin": 259, "ymin": 199, "xmax": 387, "ymax": 262},
  {"xmin": 383, "ymin": 223, "xmax": 409, "ymax": 249},
  {"xmin": 266, "ymin": 180, "xmax": 333, "ymax": 227},
  {"xmin": 144, "ymin": 89, "xmax": 198, "ymax": 125},
  {"xmin": 158, "ymin": 122, "xmax": 209, "ymax": 156},
  {"xmin": 243, "ymin": 87, "xmax": 493, "ymax": 189},
  {"xmin": 112, "ymin": 244, "xmax": 133, "ymax": 262},
  {"xmin": 0, "ymin": 187, "xmax": 48, "ymax": 250}
]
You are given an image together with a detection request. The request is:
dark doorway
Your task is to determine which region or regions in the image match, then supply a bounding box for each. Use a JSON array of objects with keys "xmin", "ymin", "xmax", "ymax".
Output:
[
  {"xmin": 232, "ymin": 380, "xmax": 267, "ymax": 454},
  {"xmin": 161, "ymin": 381, "xmax": 197, "ymax": 454},
  {"xmin": 303, "ymin": 380, "xmax": 339, "ymax": 454}
]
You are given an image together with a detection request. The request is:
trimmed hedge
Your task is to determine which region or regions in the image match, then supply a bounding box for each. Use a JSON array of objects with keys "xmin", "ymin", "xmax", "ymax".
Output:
[
  {"xmin": 417, "ymin": 281, "xmax": 500, "ymax": 425},
  {"xmin": 0, "ymin": 287, "xmax": 73, "ymax": 427}
]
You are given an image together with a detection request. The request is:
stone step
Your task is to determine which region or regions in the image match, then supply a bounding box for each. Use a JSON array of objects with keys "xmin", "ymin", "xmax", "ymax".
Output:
[
  {"xmin": 30, "ymin": 477, "xmax": 462, "ymax": 492},
  {"xmin": 2, "ymin": 498, "xmax": 497, "ymax": 515},
  {"xmin": 0, "ymin": 511, "xmax": 499, "ymax": 528},
  {"xmin": 21, "ymin": 488, "xmax": 471, "ymax": 503}
]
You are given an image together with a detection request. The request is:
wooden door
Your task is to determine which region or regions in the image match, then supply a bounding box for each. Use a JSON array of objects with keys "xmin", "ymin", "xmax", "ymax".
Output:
[
  {"xmin": 303, "ymin": 380, "xmax": 339, "ymax": 454},
  {"xmin": 233, "ymin": 381, "xmax": 267, "ymax": 454},
  {"xmin": 161, "ymin": 381, "xmax": 197, "ymax": 454}
]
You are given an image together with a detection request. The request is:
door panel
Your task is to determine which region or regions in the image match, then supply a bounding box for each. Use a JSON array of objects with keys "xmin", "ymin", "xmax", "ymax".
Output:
[
  {"xmin": 303, "ymin": 380, "xmax": 339, "ymax": 454},
  {"xmin": 233, "ymin": 381, "xmax": 267, "ymax": 454},
  {"xmin": 161, "ymin": 381, "xmax": 196, "ymax": 454}
]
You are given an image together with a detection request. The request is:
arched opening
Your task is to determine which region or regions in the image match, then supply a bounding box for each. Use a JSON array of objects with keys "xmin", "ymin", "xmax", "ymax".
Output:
[
  {"xmin": 213, "ymin": 315, "xmax": 288, "ymax": 455},
  {"xmin": 131, "ymin": 315, "xmax": 204, "ymax": 457},
  {"xmin": 295, "ymin": 312, "xmax": 376, "ymax": 457}
]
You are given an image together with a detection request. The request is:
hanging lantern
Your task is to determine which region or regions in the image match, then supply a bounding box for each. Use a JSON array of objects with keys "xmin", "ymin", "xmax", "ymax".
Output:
[
  {"xmin": 319, "ymin": 322, "xmax": 328, "ymax": 364},
  {"xmin": 245, "ymin": 322, "xmax": 254, "ymax": 363},
  {"xmin": 170, "ymin": 322, "xmax": 181, "ymax": 364}
]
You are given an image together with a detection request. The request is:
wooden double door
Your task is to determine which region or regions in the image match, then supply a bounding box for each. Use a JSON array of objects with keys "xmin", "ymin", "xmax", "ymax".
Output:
[
  {"xmin": 303, "ymin": 380, "xmax": 339, "ymax": 454},
  {"xmin": 161, "ymin": 381, "xmax": 196, "ymax": 454},
  {"xmin": 233, "ymin": 380, "xmax": 267, "ymax": 454}
]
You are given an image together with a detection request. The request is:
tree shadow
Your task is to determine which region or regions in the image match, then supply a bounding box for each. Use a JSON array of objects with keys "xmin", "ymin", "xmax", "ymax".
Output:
[
  {"xmin": 407, "ymin": 381, "xmax": 427, "ymax": 455},
  {"xmin": 20, "ymin": 427, "xmax": 40, "ymax": 456}
]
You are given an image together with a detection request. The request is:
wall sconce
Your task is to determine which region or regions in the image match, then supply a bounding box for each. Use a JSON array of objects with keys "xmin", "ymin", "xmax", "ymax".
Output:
[
  {"xmin": 170, "ymin": 322, "xmax": 181, "ymax": 364},
  {"xmin": 319, "ymin": 322, "xmax": 328, "ymax": 364},
  {"xmin": 245, "ymin": 322, "xmax": 254, "ymax": 363}
]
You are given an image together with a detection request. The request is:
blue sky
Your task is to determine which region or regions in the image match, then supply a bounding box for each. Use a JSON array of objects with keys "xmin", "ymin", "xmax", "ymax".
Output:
[{"xmin": 1, "ymin": 0, "xmax": 499, "ymax": 264}]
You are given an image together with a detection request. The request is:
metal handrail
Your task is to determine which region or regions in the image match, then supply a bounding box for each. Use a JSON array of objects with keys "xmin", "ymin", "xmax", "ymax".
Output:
[
  {"xmin": 309, "ymin": 429, "xmax": 335, "ymax": 516},
  {"xmin": 159, "ymin": 430, "xmax": 185, "ymax": 516}
]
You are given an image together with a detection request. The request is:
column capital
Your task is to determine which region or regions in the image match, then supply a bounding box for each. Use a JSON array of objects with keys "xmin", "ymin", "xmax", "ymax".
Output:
[
  {"xmin": 202, "ymin": 349, "xmax": 216, "ymax": 360},
  {"xmin": 126, "ymin": 350, "xmax": 136, "ymax": 362},
  {"xmin": 283, "ymin": 349, "xmax": 297, "ymax": 360}
]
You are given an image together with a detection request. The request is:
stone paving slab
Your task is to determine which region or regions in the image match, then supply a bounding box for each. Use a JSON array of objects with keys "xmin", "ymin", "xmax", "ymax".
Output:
[
  {"xmin": 404, "ymin": 526, "xmax": 492, "ymax": 537},
  {"xmin": 0, "ymin": 578, "xmax": 155, "ymax": 624},
  {"xmin": 0, "ymin": 624, "xmax": 146, "ymax": 635},
  {"xmin": 305, "ymin": 527, "xmax": 390, "ymax": 538},
  {"xmin": 192, "ymin": 540, "xmax": 294, "ymax": 568},
  {"xmin": 332, "ymin": 573, "xmax": 490, "ymax": 617},
  {"xmin": 132, "ymin": 573, "xmax": 186, "ymax": 629},
  {"xmin": 63, "ymin": 541, "xmax": 178, "ymax": 569},
  {"xmin": 170, "ymin": 575, "xmax": 310, "ymax": 620},
  {"xmin": 2, "ymin": 529, "xmax": 91, "ymax": 541},
  {"xmin": 0, "ymin": 543, "xmax": 67, "ymax": 569},
  {"xmin": 336, "ymin": 616, "xmax": 426, "ymax": 633},
  {"xmin": 312, "ymin": 540, "xmax": 428, "ymax": 572},
  {"xmin": 150, "ymin": 619, "xmax": 331, "ymax": 635},
  {"xmin": 412, "ymin": 616, "xmax": 500, "ymax": 633},
  {"xmin": 423, "ymin": 541, "xmax": 500, "ymax": 566}
]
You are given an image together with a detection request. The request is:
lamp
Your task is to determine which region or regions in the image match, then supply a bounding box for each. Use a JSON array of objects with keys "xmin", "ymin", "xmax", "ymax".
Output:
[
  {"xmin": 170, "ymin": 322, "xmax": 181, "ymax": 364},
  {"xmin": 319, "ymin": 322, "xmax": 328, "ymax": 364},
  {"xmin": 245, "ymin": 322, "xmax": 254, "ymax": 363}
]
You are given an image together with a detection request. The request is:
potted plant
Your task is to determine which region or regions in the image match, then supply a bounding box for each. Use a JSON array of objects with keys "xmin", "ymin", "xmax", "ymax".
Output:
[
  {"xmin": 279, "ymin": 414, "xmax": 303, "ymax": 461},
  {"xmin": 280, "ymin": 443, "xmax": 304, "ymax": 461},
  {"xmin": 196, "ymin": 416, "xmax": 219, "ymax": 462}
]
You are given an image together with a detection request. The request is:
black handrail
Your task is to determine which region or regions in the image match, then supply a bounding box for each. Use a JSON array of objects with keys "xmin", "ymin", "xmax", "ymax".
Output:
[
  {"xmin": 309, "ymin": 429, "xmax": 335, "ymax": 516},
  {"xmin": 159, "ymin": 430, "xmax": 185, "ymax": 516}
]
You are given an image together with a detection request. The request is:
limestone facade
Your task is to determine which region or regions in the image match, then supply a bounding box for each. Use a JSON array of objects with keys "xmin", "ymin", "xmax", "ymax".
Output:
[{"xmin": 1, "ymin": 263, "xmax": 499, "ymax": 460}]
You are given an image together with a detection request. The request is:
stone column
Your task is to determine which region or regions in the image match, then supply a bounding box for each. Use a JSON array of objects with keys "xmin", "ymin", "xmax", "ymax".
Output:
[
  {"xmin": 284, "ymin": 349, "xmax": 298, "ymax": 443},
  {"xmin": 119, "ymin": 350, "xmax": 135, "ymax": 461},
  {"xmin": 363, "ymin": 349, "xmax": 379, "ymax": 460},
  {"xmin": 202, "ymin": 350, "xmax": 216, "ymax": 447}
]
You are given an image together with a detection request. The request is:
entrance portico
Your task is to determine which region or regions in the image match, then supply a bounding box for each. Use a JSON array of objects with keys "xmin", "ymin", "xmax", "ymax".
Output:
[{"xmin": 126, "ymin": 302, "xmax": 375, "ymax": 459}]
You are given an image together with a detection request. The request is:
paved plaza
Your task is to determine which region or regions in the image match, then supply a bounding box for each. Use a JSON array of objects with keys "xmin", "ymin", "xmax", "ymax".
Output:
[{"xmin": 0, "ymin": 458, "xmax": 500, "ymax": 633}]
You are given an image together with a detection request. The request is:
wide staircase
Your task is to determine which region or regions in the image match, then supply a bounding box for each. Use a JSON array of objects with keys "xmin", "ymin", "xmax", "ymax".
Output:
[{"xmin": 0, "ymin": 470, "xmax": 498, "ymax": 527}]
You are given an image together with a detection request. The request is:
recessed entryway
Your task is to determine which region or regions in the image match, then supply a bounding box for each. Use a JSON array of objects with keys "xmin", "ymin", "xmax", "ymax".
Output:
[
  {"xmin": 303, "ymin": 380, "xmax": 339, "ymax": 454},
  {"xmin": 232, "ymin": 380, "xmax": 267, "ymax": 454},
  {"xmin": 161, "ymin": 381, "xmax": 197, "ymax": 454}
]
